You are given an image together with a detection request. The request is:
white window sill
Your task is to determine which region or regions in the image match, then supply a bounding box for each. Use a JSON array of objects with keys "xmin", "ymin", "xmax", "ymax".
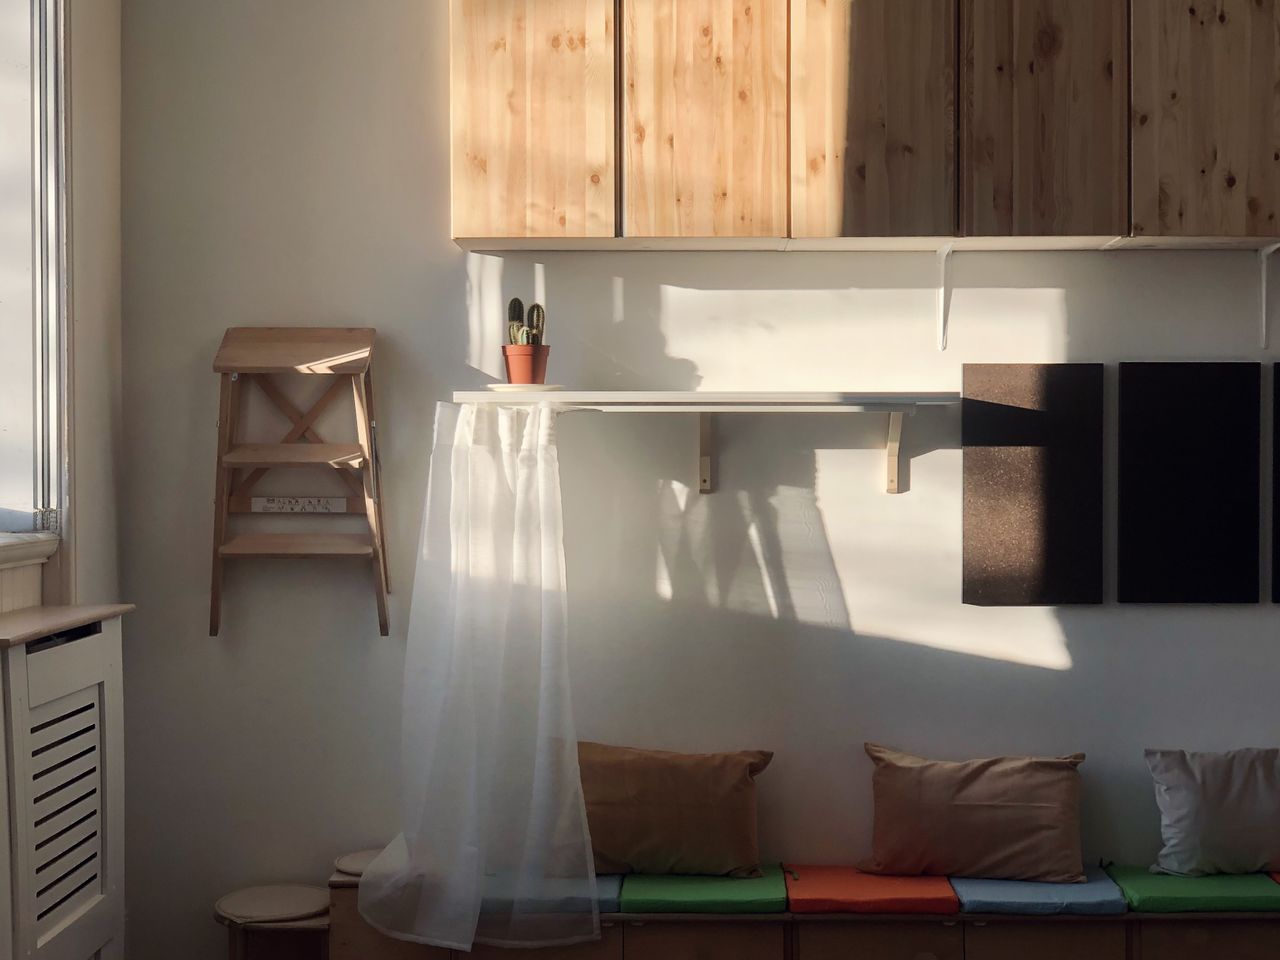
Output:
[{"xmin": 0, "ymin": 531, "xmax": 59, "ymax": 571}]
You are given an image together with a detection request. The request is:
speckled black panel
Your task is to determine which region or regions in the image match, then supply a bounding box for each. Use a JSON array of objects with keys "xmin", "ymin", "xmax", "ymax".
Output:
[
  {"xmin": 1275, "ymin": 364, "xmax": 1280, "ymax": 603},
  {"xmin": 1119, "ymin": 362, "xmax": 1260, "ymax": 604},
  {"xmin": 962, "ymin": 363, "xmax": 1104, "ymax": 606}
]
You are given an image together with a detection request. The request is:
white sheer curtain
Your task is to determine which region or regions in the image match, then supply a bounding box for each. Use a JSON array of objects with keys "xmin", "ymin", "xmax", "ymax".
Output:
[{"xmin": 359, "ymin": 402, "xmax": 598, "ymax": 951}]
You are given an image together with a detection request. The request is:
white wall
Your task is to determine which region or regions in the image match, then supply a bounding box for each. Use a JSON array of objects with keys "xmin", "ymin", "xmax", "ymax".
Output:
[
  {"xmin": 122, "ymin": 2, "xmax": 1280, "ymax": 959},
  {"xmin": 69, "ymin": 0, "xmax": 122, "ymax": 604}
]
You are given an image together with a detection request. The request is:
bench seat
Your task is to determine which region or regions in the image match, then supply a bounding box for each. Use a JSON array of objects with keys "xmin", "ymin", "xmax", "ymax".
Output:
[
  {"xmin": 951, "ymin": 867, "xmax": 1127, "ymax": 916},
  {"xmin": 784, "ymin": 864, "xmax": 959, "ymax": 914},
  {"xmin": 1107, "ymin": 865, "xmax": 1280, "ymax": 913},
  {"xmin": 619, "ymin": 865, "xmax": 787, "ymax": 914},
  {"xmin": 595, "ymin": 876, "xmax": 623, "ymax": 915}
]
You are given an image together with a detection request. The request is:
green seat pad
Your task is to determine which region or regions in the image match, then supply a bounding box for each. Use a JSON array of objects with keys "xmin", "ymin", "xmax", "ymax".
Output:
[
  {"xmin": 620, "ymin": 865, "xmax": 787, "ymax": 914},
  {"xmin": 1106, "ymin": 865, "xmax": 1280, "ymax": 913}
]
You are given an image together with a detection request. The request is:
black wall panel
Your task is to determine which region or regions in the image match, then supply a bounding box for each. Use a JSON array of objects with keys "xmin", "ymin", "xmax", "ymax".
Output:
[
  {"xmin": 962, "ymin": 363, "xmax": 1104, "ymax": 606},
  {"xmin": 1274, "ymin": 363, "xmax": 1280, "ymax": 603},
  {"xmin": 1119, "ymin": 362, "xmax": 1260, "ymax": 604}
]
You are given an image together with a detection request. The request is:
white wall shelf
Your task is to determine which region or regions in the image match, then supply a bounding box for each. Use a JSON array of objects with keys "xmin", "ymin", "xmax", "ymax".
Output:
[{"xmin": 452, "ymin": 391, "xmax": 960, "ymax": 494}]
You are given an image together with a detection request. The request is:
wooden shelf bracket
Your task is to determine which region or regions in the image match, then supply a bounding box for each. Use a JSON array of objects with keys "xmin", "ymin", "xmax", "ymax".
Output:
[
  {"xmin": 886, "ymin": 412, "xmax": 905, "ymax": 494},
  {"xmin": 698, "ymin": 414, "xmax": 716, "ymax": 494}
]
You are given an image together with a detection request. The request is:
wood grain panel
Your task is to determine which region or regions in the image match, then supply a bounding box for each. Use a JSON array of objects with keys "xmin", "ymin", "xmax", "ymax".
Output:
[
  {"xmin": 791, "ymin": 0, "xmax": 956, "ymax": 237},
  {"xmin": 961, "ymin": 0, "xmax": 1127, "ymax": 235},
  {"xmin": 1118, "ymin": 362, "xmax": 1261, "ymax": 604},
  {"xmin": 451, "ymin": 0, "xmax": 615, "ymax": 238},
  {"xmin": 624, "ymin": 0, "xmax": 788, "ymax": 237},
  {"xmin": 795, "ymin": 921, "xmax": 963, "ymax": 960},
  {"xmin": 962, "ymin": 364, "xmax": 1104, "ymax": 606},
  {"xmin": 966, "ymin": 921, "xmax": 1126, "ymax": 960},
  {"xmin": 624, "ymin": 921, "xmax": 785, "ymax": 960},
  {"xmin": 1133, "ymin": 0, "xmax": 1280, "ymax": 237}
]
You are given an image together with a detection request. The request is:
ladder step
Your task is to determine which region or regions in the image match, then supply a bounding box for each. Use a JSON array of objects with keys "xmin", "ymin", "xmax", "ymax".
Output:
[
  {"xmin": 220, "ymin": 533, "xmax": 373, "ymax": 559},
  {"xmin": 222, "ymin": 443, "xmax": 364, "ymax": 469},
  {"xmin": 213, "ymin": 327, "xmax": 374, "ymax": 375}
]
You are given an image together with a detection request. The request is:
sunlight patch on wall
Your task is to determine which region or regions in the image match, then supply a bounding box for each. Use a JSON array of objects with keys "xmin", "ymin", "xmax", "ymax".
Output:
[
  {"xmin": 944, "ymin": 287, "xmax": 1069, "ymax": 363},
  {"xmin": 817, "ymin": 446, "xmax": 1073, "ymax": 671},
  {"xmin": 655, "ymin": 284, "xmax": 1069, "ymax": 390},
  {"xmin": 465, "ymin": 252, "xmax": 505, "ymax": 380}
]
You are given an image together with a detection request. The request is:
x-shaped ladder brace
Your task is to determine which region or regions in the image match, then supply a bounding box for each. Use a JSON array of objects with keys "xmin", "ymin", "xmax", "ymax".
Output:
[{"xmin": 230, "ymin": 374, "xmax": 365, "ymax": 499}]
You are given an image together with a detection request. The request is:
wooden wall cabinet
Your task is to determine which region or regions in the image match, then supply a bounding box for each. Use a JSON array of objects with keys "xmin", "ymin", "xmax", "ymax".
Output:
[
  {"xmin": 1132, "ymin": 0, "xmax": 1280, "ymax": 238},
  {"xmin": 450, "ymin": 0, "xmax": 616, "ymax": 239},
  {"xmin": 449, "ymin": 0, "xmax": 1280, "ymax": 246},
  {"xmin": 791, "ymin": 0, "xmax": 957, "ymax": 238},
  {"xmin": 961, "ymin": 0, "xmax": 1128, "ymax": 236},
  {"xmin": 624, "ymin": 0, "xmax": 788, "ymax": 237}
]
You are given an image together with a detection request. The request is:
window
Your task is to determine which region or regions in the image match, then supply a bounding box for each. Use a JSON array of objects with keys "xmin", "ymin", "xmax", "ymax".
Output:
[{"xmin": 0, "ymin": 0, "xmax": 67, "ymax": 537}]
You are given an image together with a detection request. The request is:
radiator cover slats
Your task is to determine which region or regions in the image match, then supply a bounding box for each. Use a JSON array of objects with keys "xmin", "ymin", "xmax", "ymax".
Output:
[{"xmin": 5, "ymin": 615, "xmax": 125, "ymax": 960}]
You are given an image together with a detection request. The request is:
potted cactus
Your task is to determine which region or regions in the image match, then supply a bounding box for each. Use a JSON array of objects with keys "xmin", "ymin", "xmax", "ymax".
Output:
[{"xmin": 502, "ymin": 298, "xmax": 550, "ymax": 385}]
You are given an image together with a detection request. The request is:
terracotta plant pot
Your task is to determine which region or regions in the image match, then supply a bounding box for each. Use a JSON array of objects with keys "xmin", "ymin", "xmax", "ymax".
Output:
[{"xmin": 503, "ymin": 344, "xmax": 550, "ymax": 385}]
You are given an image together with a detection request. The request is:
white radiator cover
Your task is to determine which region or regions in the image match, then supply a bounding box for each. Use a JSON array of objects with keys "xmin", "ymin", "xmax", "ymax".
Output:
[{"xmin": 3, "ymin": 616, "xmax": 125, "ymax": 960}]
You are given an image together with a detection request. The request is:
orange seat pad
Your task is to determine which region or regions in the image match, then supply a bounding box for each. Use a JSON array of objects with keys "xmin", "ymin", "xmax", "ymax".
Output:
[{"xmin": 784, "ymin": 864, "xmax": 960, "ymax": 914}]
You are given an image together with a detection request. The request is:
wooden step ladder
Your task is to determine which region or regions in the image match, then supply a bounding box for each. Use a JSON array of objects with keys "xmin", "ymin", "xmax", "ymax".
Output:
[{"xmin": 209, "ymin": 327, "xmax": 389, "ymax": 636}]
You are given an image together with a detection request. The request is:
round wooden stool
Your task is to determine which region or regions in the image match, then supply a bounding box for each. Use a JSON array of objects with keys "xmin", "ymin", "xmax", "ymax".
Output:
[
  {"xmin": 333, "ymin": 848, "xmax": 381, "ymax": 877},
  {"xmin": 214, "ymin": 884, "xmax": 329, "ymax": 960}
]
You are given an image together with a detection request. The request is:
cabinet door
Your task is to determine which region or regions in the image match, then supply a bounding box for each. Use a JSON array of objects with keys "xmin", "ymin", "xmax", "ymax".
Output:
[
  {"xmin": 961, "ymin": 0, "xmax": 1127, "ymax": 236},
  {"xmin": 1138, "ymin": 921, "xmax": 1280, "ymax": 960},
  {"xmin": 791, "ymin": 0, "xmax": 956, "ymax": 238},
  {"xmin": 624, "ymin": 0, "xmax": 788, "ymax": 237},
  {"xmin": 795, "ymin": 921, "xmax": 963, "ymax": 960},
  {"xmin": 966, "ymin": 921, "xmax": 1127, "ymax": 960},
  {"xmin": 624, "ymin": 922, "xmax": 785, "ymax": 960},
  {"xmin": 450, "ymin": 0, "xmax": 615, "ymax": 238},
  {"xmin": 1133, "ymin": 0, "xmax": 1280, "ymax": 237}
]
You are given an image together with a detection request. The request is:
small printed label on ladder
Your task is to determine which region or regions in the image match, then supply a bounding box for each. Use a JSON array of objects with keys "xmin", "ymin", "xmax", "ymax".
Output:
[{"xmin": 251, "ymin": 496, "xmax": 348, "ymax": 514}]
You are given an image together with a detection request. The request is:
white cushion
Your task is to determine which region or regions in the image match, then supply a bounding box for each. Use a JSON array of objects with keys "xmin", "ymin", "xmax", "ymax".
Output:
[
  {"xmin": 1146, "ymin": 747, "xmax": 1280, "ymax": 876},
  {"xmin": 334, "ymin": 848, "xmax": 382, "ymax": 877},
  {"xmin": 215, "ymin": 885, "xmax": 329, "ymax": 924}
]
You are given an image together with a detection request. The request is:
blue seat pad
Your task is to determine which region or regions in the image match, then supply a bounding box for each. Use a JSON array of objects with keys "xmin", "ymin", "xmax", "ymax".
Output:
[{"xmin": 951, "ymin": 867, "xmax": 1127, "ymax": 915}]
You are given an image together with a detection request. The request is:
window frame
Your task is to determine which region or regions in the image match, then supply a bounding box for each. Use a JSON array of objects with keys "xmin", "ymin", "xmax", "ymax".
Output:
[{"xmin": 33, "ymin": 0, "xmax": 72, "ymax": 601}]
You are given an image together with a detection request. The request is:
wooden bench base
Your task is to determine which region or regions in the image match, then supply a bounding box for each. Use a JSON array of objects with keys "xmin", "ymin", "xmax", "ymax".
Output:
[
  {"xmin": 796, "ymin": 920, "xmax": 963, "ymax": 960},
  {"xmin": 964, "ymin": 920, "xmax": 1127, "ymax": 960},
  {"xmin": 328, "ymin": 882, "xmax": 1280, "ymax": 960},
  {"xmin": 1134, "ymin": 920, "xmax": 1280, "ymax": 960}
]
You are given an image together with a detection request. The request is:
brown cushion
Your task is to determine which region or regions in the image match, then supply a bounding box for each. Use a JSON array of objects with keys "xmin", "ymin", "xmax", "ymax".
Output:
[
  {"xmin": 578, "ymin": 741, "xmax": 772, "ymax": 878},
  {"xmin": 858, "ymin": 743, "xmax": 1086, "ymax": 883}
]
